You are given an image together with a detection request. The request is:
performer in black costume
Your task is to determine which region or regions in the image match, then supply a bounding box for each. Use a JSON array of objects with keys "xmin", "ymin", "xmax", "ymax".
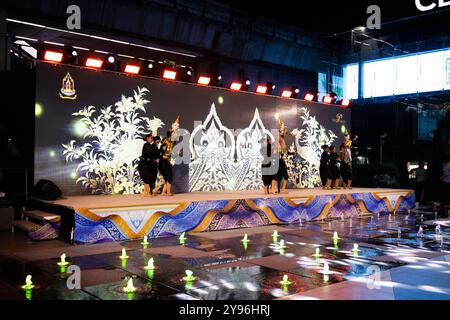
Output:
[
  {"xmin": 138, "ymin": 134, "xmax": 159, "ymax": 196},
  {"xmin": 328, "ymin": 145, "xmax": 341, "ymax": 189},
  {"xmin": 260, "ymin": 137, "xmax": 274, "ymax": 195},
  {"xmin": 320, "ymin": 145, "xmax": 331, "ymax": 189},
  {"xmin": 149, "ymin": 135, "xmax": 161, "ymax": 195}
]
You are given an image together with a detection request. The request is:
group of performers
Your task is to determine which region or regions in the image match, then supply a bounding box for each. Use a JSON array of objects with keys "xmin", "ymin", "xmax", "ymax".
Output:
[
  {"xmin": 138, "ymin": 117, "xmax": 178, "ymax": 197},
  {"xmin": 260, "ymin": 120, "xmax": 358, "ymax": 194},
  {"xmin": 140, "ymin": 115, "xmax": 356, "ymax": 196},
  {"xmin": 319, "ymin": 130, "xmax": 358, "ymax": 190}
]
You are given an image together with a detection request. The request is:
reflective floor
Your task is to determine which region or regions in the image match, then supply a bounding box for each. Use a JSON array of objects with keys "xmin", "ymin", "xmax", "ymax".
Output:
[{"xmin": 0, "ymin": 209, "xmax": 449, "ymax": 300}]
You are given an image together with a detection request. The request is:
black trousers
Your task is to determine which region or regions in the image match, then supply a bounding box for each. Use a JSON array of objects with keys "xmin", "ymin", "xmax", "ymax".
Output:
[
  {"xmin": 138, "ymin": 160, "xmax": 158, "ymax": 190},
  {"xmin": 320, "ymin": 164, "xmax": 330, "ymax": 185},
  {"xmin": 275, "ymin": 158, "xmax": 289, "ymax": 182},
  {"xmin": 159, "ymin": 159, "xmax": 173, "ymax": 184},
  {"xmin": 341, "ymin": 163, "xmax": 353, "ymax": 184}
]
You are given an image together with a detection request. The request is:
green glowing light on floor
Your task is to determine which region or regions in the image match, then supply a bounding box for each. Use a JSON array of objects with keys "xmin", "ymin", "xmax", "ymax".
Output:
[
  {"xmin": 70, "ymin": 171, "xmax": 77, "ymax": 180},
  {"xmin": 241, "ymin": 234, "xmax": 250, "ymax": 243},
  {"xmin": 120, "ymin": 248, "xmax": 129, "ymax": 259},
  {"xmin": 313, "ymin": 248, "xmax": 321, "ymax": 259},
  {"xmin": 341, "ymin": 125, "xmax": 347, "ymax": 134},
  {"xmin": 218, "ymin": 96, "xmax": 224, "ymax": 104},
  {"xmin": 49, "ymin": 150, "xmax": 56, "ymax": 158},
  {"xmin": 25, "ymin": 289, "xmax": 32, "ymax": 300},
  {"xmin": 182, "ymin": 270, "xmax": 196, "ymax": 282},
  {"xmin": 145, "ymin": 258, "xmax": 155, "ymax": 271},
  {"xmin": 179, "ymin": 232, "xmax": 187, "ymax": 245},
  {"xmin": 21, "ymin": 275, "xmax": 34, "ymax": 291},
  {"xmin": 123, "ymin": 278, "xmax": 137, "ymax": 294},
  {"xmin": 272, "ymin": 230, "xmax": 279, "ymax": 243},
  {"xmin": 141, "ymin": 235, "xmax": 149, "ymax": 246},
  {"xmin": 57, "ymin": 253, "xmax": 69, "ymax": 267},
  {"xmin": 146, "ymin": 269, "xmax": 154, "ymax": 281},
  {"xmin": 35, "ymin": 103, "xmax": 43, "ymax": 118}
]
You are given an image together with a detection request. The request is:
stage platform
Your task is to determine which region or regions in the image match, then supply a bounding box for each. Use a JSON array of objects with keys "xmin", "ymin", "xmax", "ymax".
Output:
[{"xmin": 40, "ymin": 188, "xmax": 415, "ymax": 244}]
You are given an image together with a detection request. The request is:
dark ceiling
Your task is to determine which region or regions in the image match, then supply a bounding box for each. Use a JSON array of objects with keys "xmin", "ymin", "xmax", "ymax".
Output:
[{"xmin": 220, "ymin": 0, "xmax": 450, "ymax": 36}]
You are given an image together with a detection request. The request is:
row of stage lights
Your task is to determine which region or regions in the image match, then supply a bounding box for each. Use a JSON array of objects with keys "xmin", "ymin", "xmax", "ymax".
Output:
[{"xmin": 43, "ymin": 49, "xmax": 350, "ymax": 107}]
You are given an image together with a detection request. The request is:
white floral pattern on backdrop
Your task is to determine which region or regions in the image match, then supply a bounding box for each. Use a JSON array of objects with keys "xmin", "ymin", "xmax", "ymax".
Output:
[
  {"xmin": 288, "ymin": 107, "xmax": 337, "ymax": 188},
  {"xmin": 62, "ymin": 87, "xmax": 164, "ymax": 194}
]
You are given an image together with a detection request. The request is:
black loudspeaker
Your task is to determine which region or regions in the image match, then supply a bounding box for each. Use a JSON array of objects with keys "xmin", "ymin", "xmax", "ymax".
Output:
[{"xmin": 33, "ymin": 180, "xmax": 62, "ymax": 201}]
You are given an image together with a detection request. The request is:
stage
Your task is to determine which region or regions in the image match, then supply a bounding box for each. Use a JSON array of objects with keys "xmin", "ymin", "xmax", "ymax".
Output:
[{"xmin": 40, "ymin": 188, "xmax": 415, "ymax": 244}]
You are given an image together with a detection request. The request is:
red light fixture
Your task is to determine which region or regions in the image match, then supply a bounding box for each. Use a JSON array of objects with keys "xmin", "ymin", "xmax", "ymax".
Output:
[
  {"xmin": 230, "ymin": 82, "xmax": 243, "ymax": 91},
  {"xmin": 341, "ymin": 99, "xmax": 351, "ymax": 107},
  {"xmin": 305, "ymin": 93, "xmax": 315, "ymax": 101},
  {"xmin": 198, "ymin": 76, "xmax": 211, "ymax": 86},
  {"xmin": 163, "ymin": 70, "xmax": 177, "ymax": 80},
  {"xmin": 281, "ymin": 90, "xmax": 293, "ymax": 98},
  {"xmin": 323, "ymin": 96, "xmax": 333, "ymax": 104},
  {"xmin": 85, "ymin": 58, "xmax": 103, "ymax": 69},
  {"xmin": 124, "ymin": 64, "xmax": 141, "ymax": 75},
  {"xmin": 44, "ymin": 50, "xmax": 64, "ymax": 63},
  {"xmin": 256, "ymin": 85, "xmax": 268, "ymax": 94}
]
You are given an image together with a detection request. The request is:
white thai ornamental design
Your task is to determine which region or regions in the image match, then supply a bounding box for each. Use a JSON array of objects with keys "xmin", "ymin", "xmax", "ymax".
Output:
[
  {"xmin": 62, "ymin": 87, "xmax": 164, "ymax": 194},
  {"xmin": 288, "ymin": 107, "xmax": 337, "ymax": 188},
  {"xmin": 235, "ymin": 108, "xmax": 275, "ymax": 190},
  {"xmin": 189, "ymin": 104, "xmax": 236, "ymax": 192}
]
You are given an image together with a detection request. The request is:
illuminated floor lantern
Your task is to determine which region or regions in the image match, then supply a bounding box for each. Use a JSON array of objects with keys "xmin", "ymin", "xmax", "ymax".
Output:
[
  {"xmin": 280, "ymin": 274, "xmax": 292, "ymax": 291},
  {"xmin": 145, "ymin": 258, "xmax": 155, "ymax": 271},
  {"xmin": 182, "ymin": 270, "xmax": 196, "ymax": 282},
  {"xmin": 120, "ymin": 248, "xmax": 129, "ymax": 260},
  {"xmin": 123, "ymin": 278, "xmax": 137, "ymax": 293},
  {"xmin": 313, "ymin": 248, "xmax": 322, "ymax": 259},
  {"xmin": 141, "ymin": 235, "xmax": 149, "ymax": 246},
  {"xmin": 352, "ymin": 244, "xmax": 360, "ymax": 256},
  {"xmin": 179, "ymin": 232, "xmax": 187, "ymax": 245}
]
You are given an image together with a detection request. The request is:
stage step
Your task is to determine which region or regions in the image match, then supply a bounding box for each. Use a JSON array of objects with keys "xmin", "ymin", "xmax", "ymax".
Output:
[
  {"xmin": 12, "ymin": 220, "xmax": 42, "ymax": 233},
  {"xmin": 24, "ymin": 210, "xmax": 61, "ymax": 223}
]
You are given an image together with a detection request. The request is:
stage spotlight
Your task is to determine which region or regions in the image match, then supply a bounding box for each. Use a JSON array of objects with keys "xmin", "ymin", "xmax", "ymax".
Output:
[
  {"xmin": 148, "ymin": 63, "xmax": 154, "ymax": 69},
  {"xmin": 323, "ymin": 96, "xmax": 333, "ymax": 104},
  {"xmin": 198, "ymin": 76, "xmax": 211, "ymax": 86},
  {"xmin": 281, "ymin": 90, "xmax": 293, "ymax": 98},
  {"xmin": 256, "ymin": 85, "xmax": 268, "ymax": 94},
  {"xmin": 295, "ymin": 88, "xmax": 300, "ymax": 94},
  {"xmin": 85, "ymin": 57, "xmax": 103, "ymax": 69},
  {"xmin": 230, "ymin": 82, "xmax": 243, "ymax": 91},
  {"xmin": 187, "ymin": 70, "xmax": 192, "ymax": 76},
  {"xmin": 218, "ymin": 75, "xmax": 222, "ymax": 81},
  {"xmin": 71, "ymin": 50, "xmax": 78, "ymax": 57},
  {"xmin": 124, "ymin": 64, "xmax": 141, "ymax": 75},
  {"xmin": 245, "ymin": 79, "xmax": 251, "ymax": 86},
  {"xmin": 44, "ymin": 50, "xmax": 63, "ymax": 63},
  {"xmin": 108, "ymin": 56, "xmax": 116, "ymax": 64},
  {"xmin": 163, "ymin": 69, "xmax": 177, "ymax": 80},
  {"xmin": 340, "ymin": 99, "xmax": 351, "ymax": 107},
  {"xmin": 305, "ymin": 93, "xmax": 315, "ymax": 101}
]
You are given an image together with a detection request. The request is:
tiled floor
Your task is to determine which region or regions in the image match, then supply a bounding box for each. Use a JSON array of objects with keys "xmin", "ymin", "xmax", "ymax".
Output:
[{"xmin": 0, "ymin": 211, "xmax": 449, "ymax": 300}]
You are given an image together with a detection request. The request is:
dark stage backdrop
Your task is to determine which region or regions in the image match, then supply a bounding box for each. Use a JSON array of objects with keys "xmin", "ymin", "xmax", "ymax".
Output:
[{"xmin": 35, "ymin": 63, "xmax": 350, "ymax": 196}]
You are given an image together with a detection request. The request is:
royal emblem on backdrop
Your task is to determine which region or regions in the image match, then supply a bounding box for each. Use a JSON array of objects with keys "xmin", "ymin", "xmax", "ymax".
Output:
[
  {"xmin": 59, "ymin": 72, "xmax": 77, "ymax": 100},
  {"xmin": 332, "ymin": 113, "xmax": 345, "ymax": 124}
]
